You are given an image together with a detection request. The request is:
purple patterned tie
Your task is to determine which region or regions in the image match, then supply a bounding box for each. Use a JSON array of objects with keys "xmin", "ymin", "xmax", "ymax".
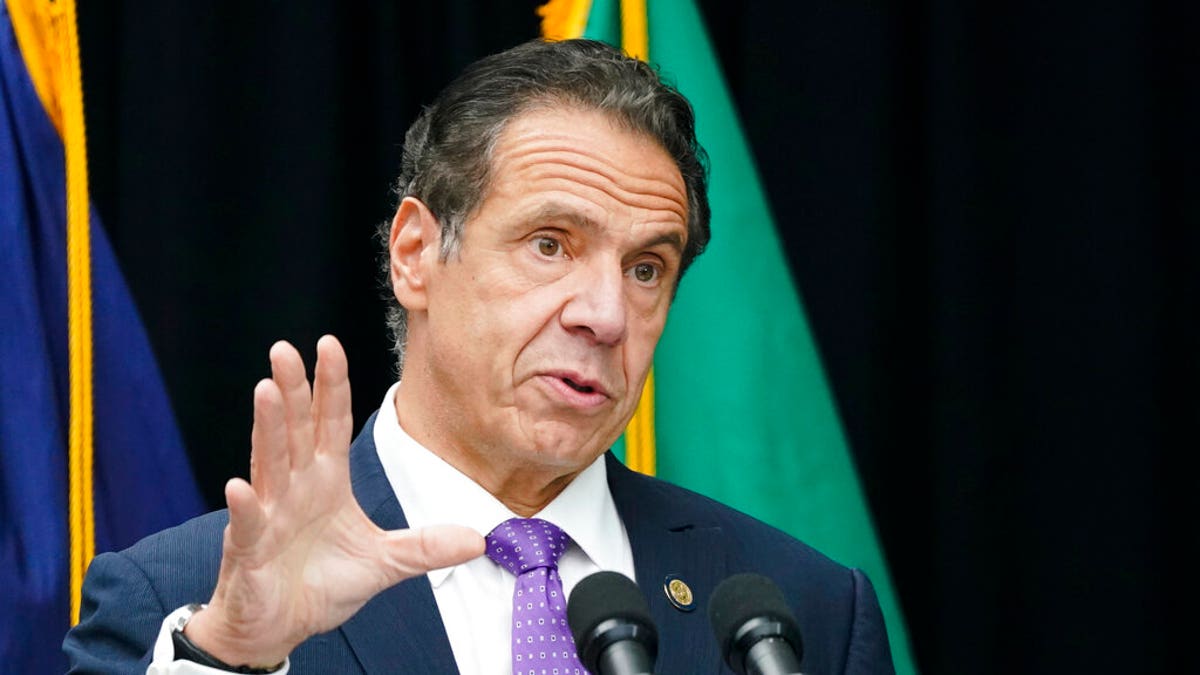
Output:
[{"xmin": 486, "ymin": 517, "xmax": 587, "ymax": 675}]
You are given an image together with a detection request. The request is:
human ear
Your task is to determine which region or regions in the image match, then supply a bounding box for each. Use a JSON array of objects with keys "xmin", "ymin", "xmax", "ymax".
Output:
[{"xmin": 388, "ymin": 197, "xmax": 441, "ymax": 312}]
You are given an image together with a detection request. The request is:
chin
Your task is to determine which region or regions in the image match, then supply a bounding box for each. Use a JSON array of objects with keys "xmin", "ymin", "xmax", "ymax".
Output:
[{"xmin": 523, "ymin": 422, "xmax": 612, "ymax": 469}]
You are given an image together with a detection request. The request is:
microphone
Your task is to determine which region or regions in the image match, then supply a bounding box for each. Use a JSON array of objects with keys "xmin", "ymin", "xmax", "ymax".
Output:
[
  {"xmin": 567, "ymin": 571, "xmax": 658, "ymax": 675},
  {"xmin": 708, "ymin": 573, "xmax": 805, "ymax": 675}
]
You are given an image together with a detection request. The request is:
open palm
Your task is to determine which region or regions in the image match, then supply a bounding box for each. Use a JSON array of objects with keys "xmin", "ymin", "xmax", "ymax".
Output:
[{"xmin": 183, "ymin": 336, "xmax": 484, "ymax": 667}]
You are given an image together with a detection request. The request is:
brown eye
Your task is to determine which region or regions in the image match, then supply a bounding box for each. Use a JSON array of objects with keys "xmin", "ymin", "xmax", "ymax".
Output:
[
  {"xmin": 633, "ymin": 263, "xmax": 658, "ymax": 283},
  {"xmin": 537, "ymin": 237, "xmax": 561, "ymax": 257}
]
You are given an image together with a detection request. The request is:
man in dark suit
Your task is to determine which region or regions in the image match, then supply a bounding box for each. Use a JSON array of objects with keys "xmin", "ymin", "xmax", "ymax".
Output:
[{"xmin": 64, "ymin": 39, "xmax": 894, "ymax": 674}]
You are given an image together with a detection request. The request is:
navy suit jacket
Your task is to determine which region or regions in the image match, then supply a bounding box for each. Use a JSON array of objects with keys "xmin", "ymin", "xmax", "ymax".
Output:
[{"xmin": 64, "ymin": 414, "xmax": 894, "ymax": 674}]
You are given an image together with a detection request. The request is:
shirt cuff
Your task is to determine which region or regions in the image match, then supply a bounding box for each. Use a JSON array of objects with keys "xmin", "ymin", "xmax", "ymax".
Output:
[{"xmin": 147, "ymin": 605, "xmax": 291, "ymax": 675}]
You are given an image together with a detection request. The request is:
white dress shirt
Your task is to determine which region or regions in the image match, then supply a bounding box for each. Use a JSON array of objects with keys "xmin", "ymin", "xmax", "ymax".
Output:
[{"xmin": 148, "ymin": 382, "xmax": 635, "ymax": 674}]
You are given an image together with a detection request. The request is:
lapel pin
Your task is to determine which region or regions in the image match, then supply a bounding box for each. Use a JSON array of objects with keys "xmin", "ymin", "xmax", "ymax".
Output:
[{"xmin": 662, "ymin": 573, "xmax": 695, "ymax": 612}]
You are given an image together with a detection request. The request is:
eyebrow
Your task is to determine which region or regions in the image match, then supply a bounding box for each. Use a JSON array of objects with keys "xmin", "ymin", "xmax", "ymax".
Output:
[
  {"xmin": 529, "ymin": 203, "xmax": 598, "ymax": 231},
  {"xmin": 529, "ymin": 202, "xmax": 687, "ymax": 255},
  {"xmin": 636, "ymin": 230, "xmax": 686, "ymax": 256}
]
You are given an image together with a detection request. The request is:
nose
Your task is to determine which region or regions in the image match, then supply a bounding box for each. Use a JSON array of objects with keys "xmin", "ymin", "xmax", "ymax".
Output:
[{"xmin": 560, "ymin": 258, "xmax": 627, "ymax": 346}]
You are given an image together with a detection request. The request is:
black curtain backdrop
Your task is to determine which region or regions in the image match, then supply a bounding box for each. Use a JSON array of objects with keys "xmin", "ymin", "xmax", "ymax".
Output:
[{"xmin": 75, "ymin": 2, "xmax": 1197, "ymax": 673}]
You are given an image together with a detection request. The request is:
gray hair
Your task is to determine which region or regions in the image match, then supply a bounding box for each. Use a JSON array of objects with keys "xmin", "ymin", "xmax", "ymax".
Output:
[{"xmin": 377, "ymin": 38, "xmax": 711, "ymax": 373}]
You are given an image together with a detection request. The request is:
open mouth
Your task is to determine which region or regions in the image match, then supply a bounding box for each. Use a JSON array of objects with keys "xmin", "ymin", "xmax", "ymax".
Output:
[
  {"xmin": 539, "ymin": 373, "xmax": 609, "ymax": 408},
  {"xmin": 561, "ymin": 377, "xmax": 596, "ymax": 394}
]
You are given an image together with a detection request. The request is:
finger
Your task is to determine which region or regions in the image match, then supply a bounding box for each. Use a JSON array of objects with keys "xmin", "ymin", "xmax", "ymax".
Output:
[
  {"xmin": 250, "ymin": 378, "xmax": 289, "ymax": 501},
  {"xmin": 224, "ymin": 477, "xmax": 268, "ymax": 552},
  {"xmin": 378, "ymin": 525, "xmax": 486, "ymax": 583},
  {"xmin": 312, "ymin": 335, "xmax": 353, "ymax": 457},
  {"xmin": 269, "ymin": 340, "xmax": 317, "ymax": 470}
]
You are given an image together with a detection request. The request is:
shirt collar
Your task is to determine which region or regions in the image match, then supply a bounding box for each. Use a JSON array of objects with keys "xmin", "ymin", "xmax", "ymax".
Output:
[{"xmin": 372, "ymin": 382, "xmax": 624, "ymax": 586}]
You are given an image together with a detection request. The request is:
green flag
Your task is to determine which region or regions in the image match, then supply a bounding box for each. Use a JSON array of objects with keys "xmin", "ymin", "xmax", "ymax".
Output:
[{"xmin": 571, "ymin": 1, "xmax": 916, "ymax": 671}]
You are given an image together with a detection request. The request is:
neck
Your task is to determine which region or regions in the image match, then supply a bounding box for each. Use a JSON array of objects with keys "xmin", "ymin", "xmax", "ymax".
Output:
[{"xmin": 482, "ymin": 468, "xmax": 580, "ymax": 518}]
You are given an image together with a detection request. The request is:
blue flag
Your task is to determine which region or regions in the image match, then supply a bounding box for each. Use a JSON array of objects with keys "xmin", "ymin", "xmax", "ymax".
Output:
[{"xmin": 1, "ymin": 2, "xmax": 205, "ymax": 670}]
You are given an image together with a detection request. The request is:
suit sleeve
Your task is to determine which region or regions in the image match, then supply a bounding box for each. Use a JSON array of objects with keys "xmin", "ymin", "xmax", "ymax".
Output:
[
  {"xmin": 63, "ymin": 551, "xmax": 165, "ymax": 674},
  {"xmin": 842, "ymin": 568, "xmax": 896, "ymax": 675}
]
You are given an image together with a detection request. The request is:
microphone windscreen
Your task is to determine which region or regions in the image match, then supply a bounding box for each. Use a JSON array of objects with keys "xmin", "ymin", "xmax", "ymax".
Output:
[
  {"xmin": 708, "ymin": 573, "xmax": 800, "ymax": 656},
  {"xmin": 567, "ymin": 571, "xmax": 653, "ymax": 647}
]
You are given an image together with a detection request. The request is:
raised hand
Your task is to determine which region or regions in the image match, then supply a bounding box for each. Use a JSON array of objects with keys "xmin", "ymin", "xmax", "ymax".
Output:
[{"xmin": 183, "ymin": 336, "xmax": 485, "ymax": 667}]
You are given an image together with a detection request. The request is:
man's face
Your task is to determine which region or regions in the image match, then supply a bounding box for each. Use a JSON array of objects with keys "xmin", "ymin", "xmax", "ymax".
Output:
[{"xmin": 404, "ymin": 106, "xmax": 689, "ymax": 481}]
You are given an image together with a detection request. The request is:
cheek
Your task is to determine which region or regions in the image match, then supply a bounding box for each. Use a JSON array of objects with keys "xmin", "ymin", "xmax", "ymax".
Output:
[
  {"xmin": 464, "ymin": 279, "xmax": 567, "ymax": 372},
  {"xmin": 501, "ymin": 269, "xmax": 579, "ymax": 323},
  {"xmin": 624, "ymin": 310, "xmax": 668, "ymax": 368}
]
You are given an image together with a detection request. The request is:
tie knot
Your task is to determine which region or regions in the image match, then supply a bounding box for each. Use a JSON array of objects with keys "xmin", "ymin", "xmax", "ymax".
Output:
[{"xmin": 485, "ymin": 517, "xmax": 571, "ymax": 575}]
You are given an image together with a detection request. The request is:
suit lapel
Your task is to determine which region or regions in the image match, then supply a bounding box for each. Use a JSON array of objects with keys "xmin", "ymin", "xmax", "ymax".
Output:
[
  {"xmin": 606, "ymin": 454, "xmax": 727, "ymax": 673},
  {"xmin": 330, "ymin": 421, "xmax": 729, "ymax": 673},
  {"xmin": 338, "ymin": 414, "xmax": 460, "ymax": 674}
]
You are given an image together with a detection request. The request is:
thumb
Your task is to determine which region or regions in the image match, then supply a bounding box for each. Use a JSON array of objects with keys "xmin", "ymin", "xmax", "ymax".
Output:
[{"xmin": 380, "ymin": 524, "xmax": 486, "ymax": 580}]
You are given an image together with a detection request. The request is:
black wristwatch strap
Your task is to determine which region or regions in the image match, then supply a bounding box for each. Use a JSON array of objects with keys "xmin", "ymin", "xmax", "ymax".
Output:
[{"xmin": 170, "ymin": 604, "xmax": 285, "ymax": 674}]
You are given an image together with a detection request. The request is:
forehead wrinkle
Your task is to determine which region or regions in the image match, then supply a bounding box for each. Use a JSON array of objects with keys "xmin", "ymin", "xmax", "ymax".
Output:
[
  {"xmin": 494, "ymin": 136, "xmax": 688, "ymax": 221},
  {"xmin": 525, "ymin": 175, "xmax": 687, "ymax": 227}
]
